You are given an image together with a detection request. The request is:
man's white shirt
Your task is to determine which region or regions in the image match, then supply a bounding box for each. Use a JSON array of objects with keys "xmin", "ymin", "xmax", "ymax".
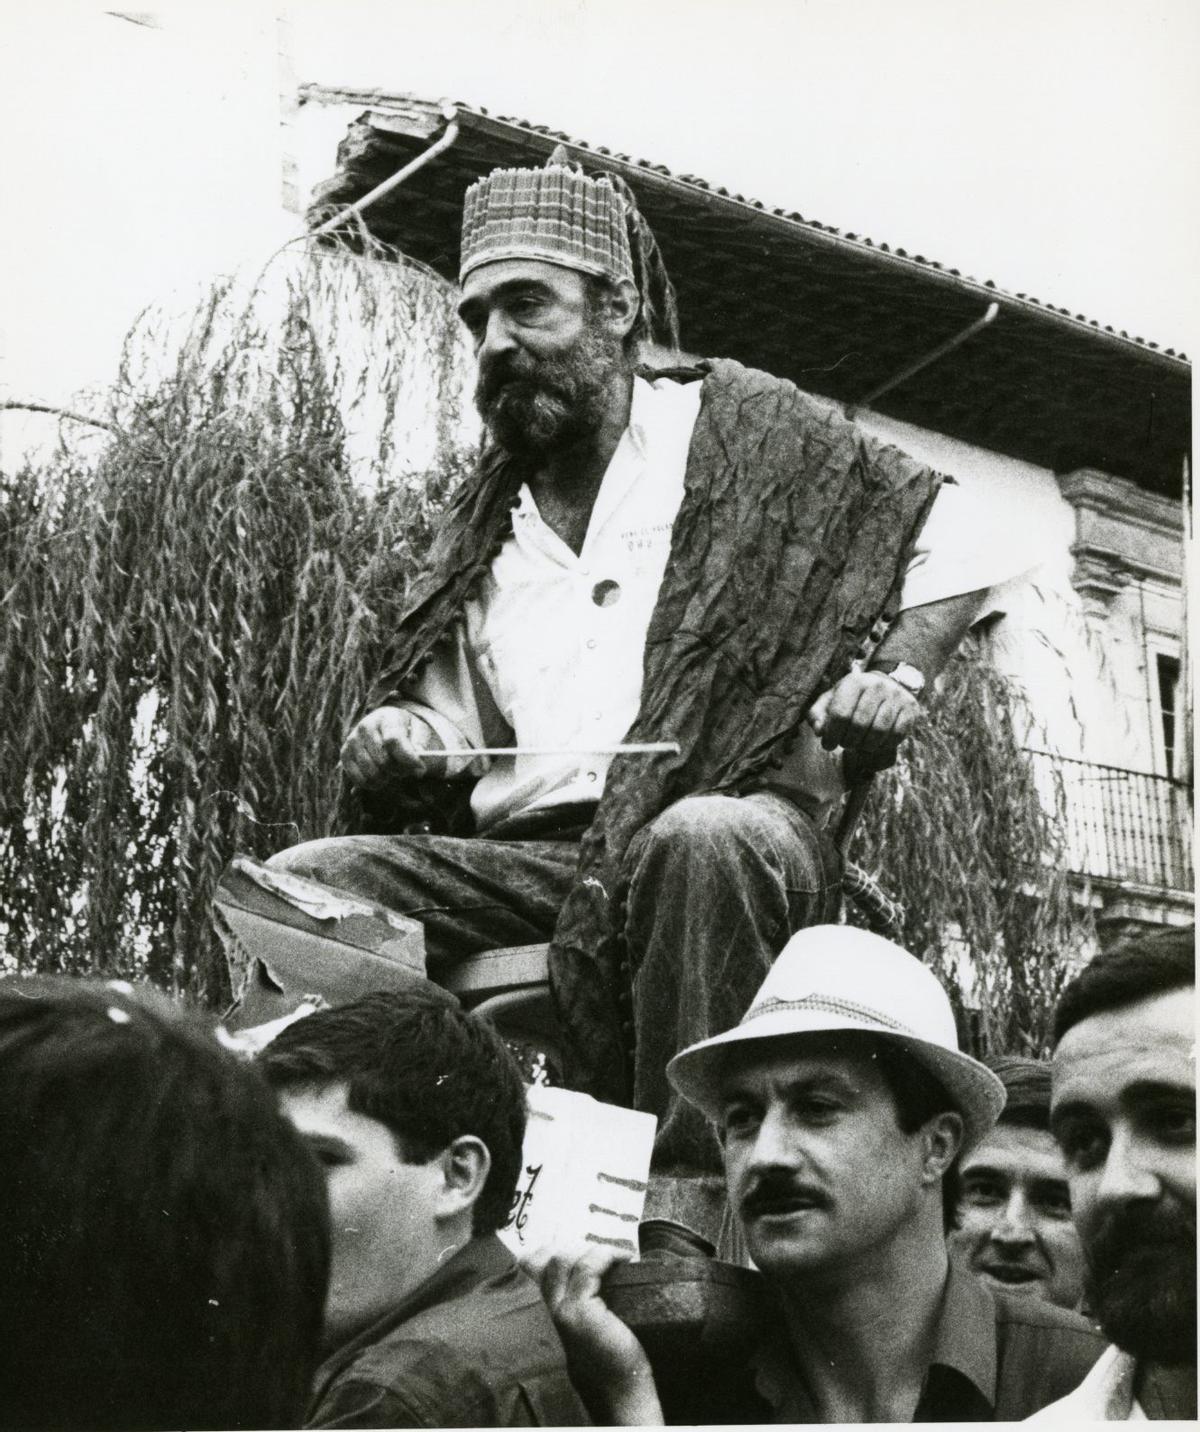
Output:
[
  {"xmin": 1025, "ymin": 1344, "xmax": 1146, "ymax": 1422},
  {"xmin": 404, "ymin": 375, "xmax": 1028, "ymax": 832}
]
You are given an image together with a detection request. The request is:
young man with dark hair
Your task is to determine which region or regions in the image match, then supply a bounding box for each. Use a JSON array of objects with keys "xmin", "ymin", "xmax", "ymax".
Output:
[
  {"xmin": 532, "ymin": 927, "xmax": 1105, "ymax": 1424},
  {"xmin": 0, "ymin": 977, "xmax": 330, "ymax": 1432},
  {"xmin": 258, "ymin": 987, "xmax": 590, "ymax": 1428},
  {"xmin": 1032, "ymin": 926, "xmax": 1196, "ymax": 1421},
  {"xmin": 949, "ymin": 1054, "xmax": 1085, "ymax": 1309}
]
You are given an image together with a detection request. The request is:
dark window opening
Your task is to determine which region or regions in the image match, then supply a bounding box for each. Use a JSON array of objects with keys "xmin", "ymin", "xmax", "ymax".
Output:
[{"xmin": 1156, "ymin": 654, "xmax": 1181, "ymax": 776}]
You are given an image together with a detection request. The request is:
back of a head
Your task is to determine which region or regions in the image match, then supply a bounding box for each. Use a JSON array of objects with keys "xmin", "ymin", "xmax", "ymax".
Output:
[
  {"xmin": 986, "ymin": 1054, "xmax": 1052, "ymax": 1131},
  {"xmin": 0, "ymin": 978, "xmax": 330, "ymax": 1432},
  {"xmin": 258, "ymin": 986, "xmax": 527, "ymax": 1234},
  {"xmin": 1054, "ymin": 925, "xmax": 1196, "ymax": 1047}
]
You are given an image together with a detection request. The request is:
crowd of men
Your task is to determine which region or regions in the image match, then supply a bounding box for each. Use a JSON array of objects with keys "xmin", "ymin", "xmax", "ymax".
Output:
[
  {"xmin": 2, "ymin": 924, "xmax": 1194, "ymax": 1427},
  {"xmin": 3, "ymin": 155, "xmax": 1194, "ymax": 1428},
  {"xmin": 538, "ymin": 925, "xmax": 1196, "ymax": 1424}
]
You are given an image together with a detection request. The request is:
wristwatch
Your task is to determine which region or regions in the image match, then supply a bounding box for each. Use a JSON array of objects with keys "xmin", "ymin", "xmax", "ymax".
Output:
[{"xmin": 871, "ymin": 660, "xmax": 926, "ymax": 698}]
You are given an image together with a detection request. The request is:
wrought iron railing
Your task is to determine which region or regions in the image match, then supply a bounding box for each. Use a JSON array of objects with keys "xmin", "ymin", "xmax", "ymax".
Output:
[{"xmin": 1026, "ymin": 750, "xmax": 1193, "ymax": 892}]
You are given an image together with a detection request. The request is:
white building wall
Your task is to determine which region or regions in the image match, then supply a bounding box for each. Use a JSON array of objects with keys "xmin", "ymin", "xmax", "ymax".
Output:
[{"xmin": 856, "ymin": 409, "xmax": 1182, "ymax": 778}]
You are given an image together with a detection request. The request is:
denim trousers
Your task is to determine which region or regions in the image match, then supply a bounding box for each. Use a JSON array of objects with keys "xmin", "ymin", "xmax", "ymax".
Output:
[{"xmin": 268, "ymin": 790, "xmax": 839, "ymax": 1245}]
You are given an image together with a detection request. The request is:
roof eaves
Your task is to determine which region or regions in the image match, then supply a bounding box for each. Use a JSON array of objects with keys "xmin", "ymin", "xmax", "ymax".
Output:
[{"xmin": 297, "ymin": 84, "xmax": 1190, "ymax": 370}]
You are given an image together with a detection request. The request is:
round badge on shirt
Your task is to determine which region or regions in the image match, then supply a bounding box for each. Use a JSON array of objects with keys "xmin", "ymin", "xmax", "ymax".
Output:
[{"xmin": 592, "ymin": 579, "xmax": 622, "ymax": 608}]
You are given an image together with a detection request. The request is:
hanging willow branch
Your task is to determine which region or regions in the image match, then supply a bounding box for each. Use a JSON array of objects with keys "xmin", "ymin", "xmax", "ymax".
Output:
[
  {"xmin": 848, "ymin": 642, "xmax": 1090, "ymax": 1055},
  {"xmin": 1, "ymin": 401, "xmax": 118, "ymax": 433},
  {"xmin": 1, "ymin": 239, "xmax": 473, "ymax": 1003}
]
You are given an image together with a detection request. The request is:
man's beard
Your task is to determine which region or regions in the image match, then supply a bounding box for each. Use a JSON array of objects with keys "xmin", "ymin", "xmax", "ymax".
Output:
[
  {"xmin": 1085, "ymin": 1200, "xmax": 1196, "ymax": 1364},
  {"xmin": 474, "ymin": 322, "xmax": 630, "ymax": 460}
]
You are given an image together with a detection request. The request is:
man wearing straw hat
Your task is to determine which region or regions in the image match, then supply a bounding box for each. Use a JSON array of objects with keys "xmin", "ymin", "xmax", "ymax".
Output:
[
  {"xmin": 532, "ymin": 927, "xmax": 1105, "ymax": 1423},
  {"xmin": 271, "ymin": 152, "xmax": 1022, "ymax": 1254}
]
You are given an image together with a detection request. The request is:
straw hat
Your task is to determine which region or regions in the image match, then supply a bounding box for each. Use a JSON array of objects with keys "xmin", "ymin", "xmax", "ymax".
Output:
[{"xmin": 667, "ymin": 925, "xmax": 1006, "ymax": 1152}]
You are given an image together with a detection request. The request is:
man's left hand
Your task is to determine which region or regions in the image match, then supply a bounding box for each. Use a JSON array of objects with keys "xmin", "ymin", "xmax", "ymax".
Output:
[{"xmin": 806, "ymin": 670, "xmax": 920, "ymax": 763}]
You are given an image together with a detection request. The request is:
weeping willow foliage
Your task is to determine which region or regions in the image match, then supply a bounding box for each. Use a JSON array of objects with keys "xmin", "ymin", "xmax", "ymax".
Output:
[
  {"xmin": 849, "ymin": 643, "xmax": 1090, "ymax": 1055},
  {"xmin": 1, "ymin": 242, "xmax": 471, "ymax": 1002},
  {"xmin": 2, "ymin": 240, "xmax": 1088, "ymax": 1045}
]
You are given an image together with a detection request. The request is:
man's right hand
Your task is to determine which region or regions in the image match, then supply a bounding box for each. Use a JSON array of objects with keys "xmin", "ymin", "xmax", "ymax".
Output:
[
  {"xmin": 339, "ymin": 706, "xmax": 443, "ymax": 789},
  {"xmin": 521, "ymin": 1244, "xmax": 664, "ymax": 1426}
]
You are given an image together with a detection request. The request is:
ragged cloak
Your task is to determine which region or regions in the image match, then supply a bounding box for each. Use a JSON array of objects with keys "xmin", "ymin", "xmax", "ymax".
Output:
[{"xmin": 363, "ymin": 359, "xmax": 944, "ymax": 1102}]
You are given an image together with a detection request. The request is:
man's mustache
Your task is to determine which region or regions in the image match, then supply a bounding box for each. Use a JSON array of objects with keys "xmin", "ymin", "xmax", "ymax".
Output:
[
  {"xmin": 739, "ymin": 1171, "xmax": 830, "ymax": 1217},
  {"xmin": 477, "ymin": 354, "xmax": 564, "ymax": 408}
]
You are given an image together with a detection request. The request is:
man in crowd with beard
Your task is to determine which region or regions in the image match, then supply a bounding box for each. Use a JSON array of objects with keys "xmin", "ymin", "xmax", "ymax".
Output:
[
  {"xmin": 948, "ymin": 1055, "xmax": 1086, "ymax": 1310},
  {"xmin": 269, "ymin": 152, "xmax": 1022, "ymax": 1253},
  {"xmin": 1031, "ymin": 926, "xmax": 1196, "ymax": 1421}
]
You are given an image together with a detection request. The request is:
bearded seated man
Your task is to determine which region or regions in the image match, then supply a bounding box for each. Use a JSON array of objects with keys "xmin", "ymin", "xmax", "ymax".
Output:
[{"xmin": 267, "ymin": 152, "xmax": 1025, "ymax": 1253}]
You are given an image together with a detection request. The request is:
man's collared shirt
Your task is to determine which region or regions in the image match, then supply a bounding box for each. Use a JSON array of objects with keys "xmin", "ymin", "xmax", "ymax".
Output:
[
  {"xmin": 1027, "ymin": 1344, "xmax": 1198, "ymax": 1423},
  {"xmin": 406, "ymin": 375, "xmax": 1029, "ymax": 832},
  {"xmin": 305, "ymin": 1234, "xmax": 591, "ymax": 1428},
  {"xmin": 1026, "ymin": 1344, "xmax": 1145, "ymax": 1422},
  {"xmin": 749, "ymin": 1255, "xmax": 1107, "ymax": 1422}
]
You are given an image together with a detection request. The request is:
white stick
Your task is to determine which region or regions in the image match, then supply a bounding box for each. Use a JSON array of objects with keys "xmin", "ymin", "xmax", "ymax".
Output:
[{"xmin": 419, "ymin": 741, "xmax": 681, "ymax": 759}]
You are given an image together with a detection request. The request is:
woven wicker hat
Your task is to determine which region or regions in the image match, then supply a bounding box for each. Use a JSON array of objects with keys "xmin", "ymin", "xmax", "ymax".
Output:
[
  {"xmin": 668, "ymin": 925, "xmax": 1006, "ymax": 1153},
  {"xmin": 460, "ymin": 155, "xmax": 635, "ymax": 285}
]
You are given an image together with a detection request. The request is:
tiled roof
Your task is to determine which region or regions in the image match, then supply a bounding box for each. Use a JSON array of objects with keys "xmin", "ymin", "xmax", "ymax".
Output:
[
  {"xmin": 300, "ymin": 89, "xmax": 1191, "ymax": 496},
  {"xmin": 467, "ymin": 105, "xmax": 1188, "ymax": 361}
]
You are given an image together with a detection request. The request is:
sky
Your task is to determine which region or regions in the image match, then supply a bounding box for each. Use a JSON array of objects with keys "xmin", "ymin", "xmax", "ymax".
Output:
[
  {"xmin": 1, "ymin": 0, "xmax": 1196, "ymax": 443},
  {"xmin": 290, "ymin": 0, "xmax": 1199, "ymax": 349}
]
